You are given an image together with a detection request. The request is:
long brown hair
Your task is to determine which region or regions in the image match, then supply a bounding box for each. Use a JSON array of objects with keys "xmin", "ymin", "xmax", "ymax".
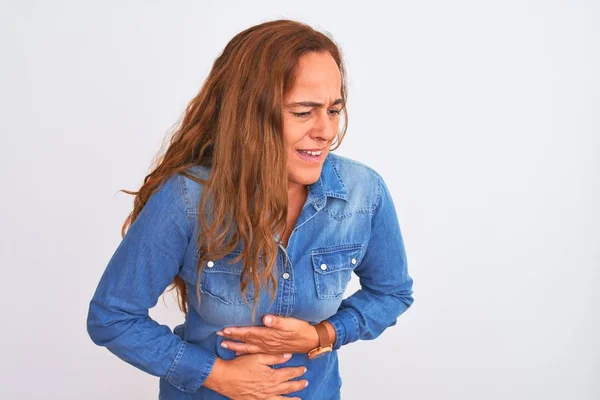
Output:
[{"xmin": 119, "ymin": 19, "xmax": 348, "ymax": 321}]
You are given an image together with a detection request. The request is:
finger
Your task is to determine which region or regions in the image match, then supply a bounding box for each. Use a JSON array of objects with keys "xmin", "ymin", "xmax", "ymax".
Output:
[
  {"xmin": 264, "ymin": 314, "xmax": 296, "ymax": 332},
  {"xmin": 234, "ymin": 351, "xmax": 255, "ymax": 356},
  {"xmin": 263, "ymin": 314, "xmax": 282, "ymax": 328},
  {"xmin": 276, "ymin": 365, "xmax": 307, "ymax": 382},
  {"xmin": 220, "ymin": 326, "xmax": 265, "ymax": 342},
  {"xmin": 268, "ymin": 315, "xmax": 307, "ymax": 333},
  {"xmin": 256, "ymin": 352, "xmax": 292, "ymax": 366},
  {"xmin": 271, "ymin": 378, "xmax": 309, "ymax": 396},
  {"xmin": 221, "ymin": 341, "xmax": 263, "ymax": 354}
]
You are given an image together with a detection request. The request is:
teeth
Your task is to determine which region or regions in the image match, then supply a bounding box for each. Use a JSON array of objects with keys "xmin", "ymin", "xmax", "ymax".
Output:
[{"xmin": 300, "ymin": 150, "xmax": 322, "ymax": 156}]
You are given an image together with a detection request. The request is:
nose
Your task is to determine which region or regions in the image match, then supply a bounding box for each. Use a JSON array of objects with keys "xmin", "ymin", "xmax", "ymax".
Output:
[{"xmin": 311, "ymin": 109, "xmax": 336, "ymax": 143}]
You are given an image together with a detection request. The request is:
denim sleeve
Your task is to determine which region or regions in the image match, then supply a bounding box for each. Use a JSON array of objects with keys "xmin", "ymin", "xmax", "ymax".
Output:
[
  {"xmin": 86, "ymin": 174, "xmax": 217, "ymax": 393},
  {"xmin": 326, "ymin": 174, "xmax": 414, "ymax": 350}
]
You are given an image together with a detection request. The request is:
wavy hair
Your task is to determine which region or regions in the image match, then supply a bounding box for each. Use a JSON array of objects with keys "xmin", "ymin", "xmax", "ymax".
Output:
[{"xmin": 119, "ymin": 19, "xmax": 348, "ymax": 321}]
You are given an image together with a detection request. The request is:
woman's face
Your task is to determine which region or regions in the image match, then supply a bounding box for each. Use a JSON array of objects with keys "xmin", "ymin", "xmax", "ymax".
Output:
[{"xmin": 282, "ymin": 51, "xmax": 343, "ymax": 190}]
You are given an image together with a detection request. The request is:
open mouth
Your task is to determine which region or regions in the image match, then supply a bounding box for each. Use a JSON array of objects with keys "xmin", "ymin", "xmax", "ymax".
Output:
[{"xmin": 296, "ymin": 149, "xmax": 324, "ymax": 163}]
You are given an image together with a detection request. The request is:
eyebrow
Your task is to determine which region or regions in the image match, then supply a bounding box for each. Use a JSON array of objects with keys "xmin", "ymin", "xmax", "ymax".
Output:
[{"xmin": 286, "ymin": 98, "xmax": 344, "ymax": 108}]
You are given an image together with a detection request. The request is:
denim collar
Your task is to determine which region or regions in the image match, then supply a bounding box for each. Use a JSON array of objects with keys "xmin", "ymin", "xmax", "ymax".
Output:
[
  {"xmin": 189, "ymin": 154, "xmax": 348, "ymax": 208},
  {"xmin": 306, "ymin": 154, "xmax": 348, "ymax": 209}
]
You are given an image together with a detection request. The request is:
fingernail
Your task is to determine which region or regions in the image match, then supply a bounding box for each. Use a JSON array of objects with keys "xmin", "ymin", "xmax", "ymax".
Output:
[
  {"xmin": 223, "ymin": 329, "xmax": 231, "ymax": 334},
  {"xmin": 265, "ymin": 316, "xmax": 272, "ymax": 325},
  {"xmin": 305, "ymin": 380, "xmax": 309, "ymax": 387},
  {"xmin": 216, "ymin": 331, "xmax": 223, "ymax": 336},
  {"xmin": 221, "ymin": 343, "xmax": 228, "ymax": 349},
  {"xmin": 283, "ymin": 353, "xmax": 292, "ymax": 359},
  {"xmin": 303, "ymin": 367, "xmax": 307, "ymax": 373}
]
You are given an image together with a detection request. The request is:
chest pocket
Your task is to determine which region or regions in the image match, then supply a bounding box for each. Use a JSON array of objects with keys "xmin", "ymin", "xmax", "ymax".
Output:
[
  {"xmin": 310, "ymin": 243, "xmax": 364, "ymax": 300},
  {"xmin": 182, "ymin": 251, "xmax": 255, "ymax": 306}
]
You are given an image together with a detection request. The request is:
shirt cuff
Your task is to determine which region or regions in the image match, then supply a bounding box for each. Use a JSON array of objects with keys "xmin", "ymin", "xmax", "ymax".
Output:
[
  {"xmin": 165, "ymin": 341, "xmax": 218, "ymax": 393},
  {"xmin": 326, "ymin": 310, "xmax": 359, "ymax": 351}
]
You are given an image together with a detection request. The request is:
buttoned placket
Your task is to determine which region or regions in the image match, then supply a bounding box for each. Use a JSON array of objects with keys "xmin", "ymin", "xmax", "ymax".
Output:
[{"xmin": 274, "ymin": 186, "xmax": 327, "ymax": 317}]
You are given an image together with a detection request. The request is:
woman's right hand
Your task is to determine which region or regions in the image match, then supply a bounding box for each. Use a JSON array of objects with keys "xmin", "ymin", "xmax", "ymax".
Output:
[{"xmin": 203, "ymin": 353, "xmax": 308, "ymax": 399}]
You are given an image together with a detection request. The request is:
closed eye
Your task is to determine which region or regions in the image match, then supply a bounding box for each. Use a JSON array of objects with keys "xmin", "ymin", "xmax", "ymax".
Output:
[
  {"xmin": 292, "ymin": 111, "xmax": 310, "ymax": 118},
  {"xmin": 292, "ymin": 109, "xmax": 342, "ymax": 118}
]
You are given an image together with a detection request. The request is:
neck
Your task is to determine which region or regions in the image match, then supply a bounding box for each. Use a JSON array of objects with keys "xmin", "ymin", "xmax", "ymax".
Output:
[{"xmin": 287, "ymin": 181, "xmax": 308, "ymax": 206}]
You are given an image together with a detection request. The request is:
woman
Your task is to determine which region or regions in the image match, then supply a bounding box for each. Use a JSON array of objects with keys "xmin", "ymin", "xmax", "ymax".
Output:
[{"xmin": 87, "ymin": 19, "xmax": 414, "ymax": 400}]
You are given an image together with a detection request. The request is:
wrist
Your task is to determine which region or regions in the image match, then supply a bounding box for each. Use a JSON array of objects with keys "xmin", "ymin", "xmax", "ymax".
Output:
[
  {"xmin": 306, "ymin": 323, "xmax": 320, "ymax": 352},
  {"xmin": 307, "ymin": 321, "xmax": 336, "ymax": 359},
  {"xmin": 203, "ymin": 357, "xmax": 228, "ymax": 392},
  {"xmin": 321, "ymin": 320, "xmax": 336, "ymax": 347}
]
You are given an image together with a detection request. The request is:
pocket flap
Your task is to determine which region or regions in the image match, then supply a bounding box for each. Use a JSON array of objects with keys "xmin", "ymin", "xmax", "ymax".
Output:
[
  {"xmin": 179, "ymin": 250, "xmax": 244, "ymax": 284},
  {"xmin": 310, "ymin": 244, "xmax": 364, "ymax": 274},
  {"xmin": 203, "ymin": 253, "xmax": 245, "ymax": 275}
]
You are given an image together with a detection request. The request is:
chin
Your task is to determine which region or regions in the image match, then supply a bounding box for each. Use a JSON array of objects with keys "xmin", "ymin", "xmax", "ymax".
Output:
[{"xmin": 289, "ymin": 170, "xmax": 321, "ymax": 186}]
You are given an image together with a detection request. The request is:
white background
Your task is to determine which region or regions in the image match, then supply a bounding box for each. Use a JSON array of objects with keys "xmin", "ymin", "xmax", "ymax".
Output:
[{"xmin": 1, "ymin": 1, "xmax": 598, "ymax": 399}]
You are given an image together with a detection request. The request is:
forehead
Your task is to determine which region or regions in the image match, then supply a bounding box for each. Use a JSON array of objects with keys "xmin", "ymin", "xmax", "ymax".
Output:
[{"xmin": 287, "ymin": 52, "xmax": 341, "ymax": 99}]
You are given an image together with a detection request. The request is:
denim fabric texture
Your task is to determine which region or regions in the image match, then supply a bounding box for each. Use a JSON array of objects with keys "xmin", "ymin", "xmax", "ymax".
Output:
[{"xmin": 87, "ymin": 152, "xmax": 414, "ymax": 399}]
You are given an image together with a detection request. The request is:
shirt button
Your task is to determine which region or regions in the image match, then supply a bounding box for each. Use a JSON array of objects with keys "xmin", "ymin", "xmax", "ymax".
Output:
[
  {"xmin": 282, "ymin": 272, "xmax": 290, "ymax": 279},
  {"xmin": 320, "ymin": 263, "xmax": 327, "ymax": 271},
  {"xmin": 207, "ymin": 261, "xmax": 214, "ymax": 268},
  {"xmin": 351, "ymin": 258, "xmax": 357, "ymax": 265}
]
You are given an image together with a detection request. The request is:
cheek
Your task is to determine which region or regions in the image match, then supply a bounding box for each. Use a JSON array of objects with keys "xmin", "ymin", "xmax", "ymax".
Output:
[{"xmin": 283, "ymin": 123, "xmax": 307, "ymax": 152}]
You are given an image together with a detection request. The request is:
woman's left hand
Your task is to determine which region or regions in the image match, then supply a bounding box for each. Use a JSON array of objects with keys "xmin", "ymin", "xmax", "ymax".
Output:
[{"xmin": 217, "ymin": 315, "xmax": 320, "ymax": 355}]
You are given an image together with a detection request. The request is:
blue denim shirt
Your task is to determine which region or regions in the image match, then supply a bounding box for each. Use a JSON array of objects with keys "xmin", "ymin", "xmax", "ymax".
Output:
[{"xmin": 87, "ymin": 152, "xmax": 414, "ymax": 399}]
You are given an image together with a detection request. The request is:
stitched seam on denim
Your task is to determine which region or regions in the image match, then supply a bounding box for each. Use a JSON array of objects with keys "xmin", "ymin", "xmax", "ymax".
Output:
[
  {"xmin": 200, "ymin": 281, "xmax": 254, "ymax": 306},
  {"xmin": 275, "ymin": 250, "xmax": 285, "ymax": 316},
  {"xmin": 329, "ymin": 161, "xmax": 347, "ymax": 191},
  {"xmin": 293, "ymin": 206, "xmax": 321, "ymax": 231},
  {"xmin": 347, "ymin": 311, "xmax": 360, "ymax": 342},
  {"xmin": 313, "ymin": 272, "xmax": 353, "ymax": 298},
  {"xmin": 323, "ymin": 207, "xmax": 373, "ymax": 220},
  {"xmin": 310, "ymin": 243, "xmax": 363, "ymax": 255},
  {"xmin": 194, "ymin": 352, "xmax": 217, "ymax": 392},
  {"xmin": 288, "ymin": 262, "xmax": 296, "ymax": 316},
  {"xmin": 166, "ymin": 341, "xmax": 187, "ymax": 386},
  {"xmin": 329, "ymin": 154, "xmax": 382, "ymax": 192},
  {"xmin": 327, "ymin": 158, "xmax": 348, "ymax": 197},
  {"xmin": 372, "ymin": 173, "xmax": 383, "ymax": 213},
  {"xmin": 177, "ymin": 175, "xmax": 193, "ymax": 238},
  {"xmin": 328, "ymin": 316, "xmax": 345, "ymax": 350},
  {"xmin": 200, "ymin": 257, "xmax": 254, "ymax": 305},
  {"xmin": 316, "ymin": 291, "xmax": 345, "ymax": 300},
  {"xmin": 323, "ymin": 191, "xmax": 347, "ymax": 201},
  {"xmin": 330, "ymin": 154, "xmax": 383, "ymax": 213},
  {"xmin": 334, "ymin": 309, "xmax": 358, "ymax": 346},
  {"xmin": 311, "ymin": 245, "xmax": 362, "ymax": 299}
]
